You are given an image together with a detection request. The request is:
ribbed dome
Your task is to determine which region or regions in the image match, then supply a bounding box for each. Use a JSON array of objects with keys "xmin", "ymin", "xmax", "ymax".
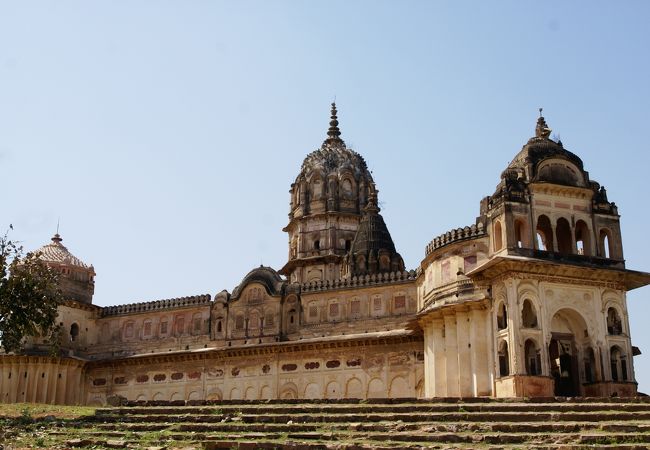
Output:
[
  {"xmin": 299, "ymin": 102, "xmax": 372, "ymax": 181},
  {"xmin": 505, "ymin": 114, "xmax": 584, "ymax": 178},
  {"xmin": 300, "ymin": 145, "xmax": 372, "ymax": 180},
  {"xmin": 35, "ymin": 234, "xmax": 92, "ymax": 269}
]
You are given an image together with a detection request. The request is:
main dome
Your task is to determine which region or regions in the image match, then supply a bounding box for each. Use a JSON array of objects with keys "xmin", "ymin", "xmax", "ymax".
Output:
[
  {"xmin": 288, "ymin": 103, "xmax": 376, "ymax": 219},
  {"xmin": 298, "ymin": 103, "xmax": 373, "ymax": 181}
]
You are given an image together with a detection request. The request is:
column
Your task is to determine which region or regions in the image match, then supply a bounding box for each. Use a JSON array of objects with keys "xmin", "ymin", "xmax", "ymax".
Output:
[
  {"xmin": 443, "ymin": 311, "xmax": 459, "ymax": 397},
  {"xmin": 456, "ymin": 308, "xmax": 472, "ymax": 397},
  {"xmin": 470, "ymin": 305, "xmax": 490, "ymax": 396},
  {"xmin": 431, "ymin": 317, "xmax": 446, "ymax": 397}
]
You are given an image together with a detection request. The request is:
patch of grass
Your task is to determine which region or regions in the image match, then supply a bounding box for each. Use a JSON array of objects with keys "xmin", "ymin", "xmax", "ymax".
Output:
[{"xmin": 0, "ymin": 403, "xmax": 96, "ymax": 420}]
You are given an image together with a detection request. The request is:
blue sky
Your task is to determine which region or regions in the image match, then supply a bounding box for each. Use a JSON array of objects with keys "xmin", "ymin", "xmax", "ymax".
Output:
[{"xmin": 2, "ymin": 1, "xmax": 650, "ymax": 390}]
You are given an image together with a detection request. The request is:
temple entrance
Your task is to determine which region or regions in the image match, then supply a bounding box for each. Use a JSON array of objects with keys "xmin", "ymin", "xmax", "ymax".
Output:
[
  {"xmin": 549, "ymin": 334, "xmax": 579, "ymax": 396},
  {"xmin": 549, "ymin": 308, "xmax": 590, "ymax": 397}
]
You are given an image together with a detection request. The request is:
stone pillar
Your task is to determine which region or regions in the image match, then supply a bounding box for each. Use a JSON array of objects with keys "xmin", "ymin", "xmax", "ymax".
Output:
[
  {"xmin": 456, "ymin": 308, "xmax": 472, "ymax": 397},
  {"xmin": 470, "ymin": 305, "xmax": 490, "ymax": 396},
  {"xmin": 431, "ymin": 317, "xmax": 446, "ymax": 397},
  {"xmin": 423, "ymin": 322, "xmax": 434, "ymax": 398},
  {"xmin": 443, "ymin": 312, "xmax": 459, "ymax": 397}
]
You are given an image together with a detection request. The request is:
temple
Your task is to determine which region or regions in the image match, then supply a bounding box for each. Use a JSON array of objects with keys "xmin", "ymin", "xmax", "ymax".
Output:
[{"xmin": 1, "ymin": 105, "xmax": 648, "ymax": 405}]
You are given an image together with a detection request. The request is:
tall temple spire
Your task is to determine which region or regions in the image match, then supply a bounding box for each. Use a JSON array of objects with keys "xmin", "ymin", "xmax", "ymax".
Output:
[{"xmin": 323, "ymin": 102, "xmax": 345, "ymax": 147}]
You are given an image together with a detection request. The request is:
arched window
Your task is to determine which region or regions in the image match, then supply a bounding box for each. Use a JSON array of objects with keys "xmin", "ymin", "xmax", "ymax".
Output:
[
  {"xmin": 556, "ymin": 217, "xmax": 573, "ymax": 254},
  {"xmin": 498, "ymin": 340, "xmax": 510, "ymax": 377},
  {"xmin": 599, "ymin": 229, "xmax": 613, "ymax": 258},
  {"xmin": 610, "ymin": 346, "xmax": 628, "ymax": 382},
  {"xmin": 524, "ymin": 339, "xmax": 542, "ymax": 376},
  {"xmin": 575, "ymin": 220, "xmax": 591, "ymax": 256},
  {"xmin": 497, "ymin": 302, "xmax": 508, "ymax": 330},
  {"xmin": 521, "ymin": 299, "xmax": 538, "ymax": 328},
  {"xmin": 514, "ymin": 219, "xmax": 527, "ymax": 248},
  {"xmin": 216, "ymin": 319, "xmax": 223, "ymax": 333},
  {"xmin": 70, "ymin": 323, "xmax": 79, "ymax": 342},
  {"xmin": 313, "ymin": 240, "xmax": 320, "ymax": 250},
  {"xmin": 536, "ymin": 215, "xmax": 553, "ymax": 251},
  {"xmin": 493, "ymin": 221, "xmax": 503, "ymax": 251},
  {"xmin": 607, "ymin": 307, "xmax": 623, "ymax": 335}
]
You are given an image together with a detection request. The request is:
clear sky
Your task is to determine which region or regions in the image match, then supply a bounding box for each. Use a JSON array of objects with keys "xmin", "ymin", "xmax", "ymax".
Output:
[{"xmin": 2, "ymin": 1, "xmax": 650, "ymax": 390}]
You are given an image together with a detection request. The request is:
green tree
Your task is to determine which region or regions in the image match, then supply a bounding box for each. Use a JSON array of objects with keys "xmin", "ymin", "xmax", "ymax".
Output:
[{"xmin": 0, "ymin": 228, "xmax": 63, "ymax": 354}]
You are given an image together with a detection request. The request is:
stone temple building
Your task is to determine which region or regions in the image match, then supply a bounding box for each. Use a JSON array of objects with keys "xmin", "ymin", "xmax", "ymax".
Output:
[{"xmin": 1, "ymin": 105, "xmax": 648, "ymax": 405}]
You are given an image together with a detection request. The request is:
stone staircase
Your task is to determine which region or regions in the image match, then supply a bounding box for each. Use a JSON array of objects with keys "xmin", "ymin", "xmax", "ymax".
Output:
[{"xmin": 19, "ymin": 398, "xmax": 650, "ymax": 449}]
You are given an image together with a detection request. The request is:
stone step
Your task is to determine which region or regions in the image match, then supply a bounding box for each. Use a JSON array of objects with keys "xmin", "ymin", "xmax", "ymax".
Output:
[{"xmin": 96, "ymin": 401, "xmax": 650, "ymax": 416}]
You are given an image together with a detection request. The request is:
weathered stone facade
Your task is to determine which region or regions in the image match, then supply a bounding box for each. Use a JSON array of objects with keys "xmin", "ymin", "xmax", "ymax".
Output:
[{"xmin": 1, "ymin": 106, "xmax": 647, "ymax": 405}]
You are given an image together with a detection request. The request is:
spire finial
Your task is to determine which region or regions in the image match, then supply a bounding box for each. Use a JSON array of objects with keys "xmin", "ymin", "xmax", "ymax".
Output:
[
  {"xmin": 51, "ymin": 219, "xmax": 63, "ymax": 243},
  {"xmin": 323, "ymin": 102, "xmax": 345, "ymax": 147},
  {"xmin": 535, "ymin": 108, "xmax": 552, "ymax": 139}
]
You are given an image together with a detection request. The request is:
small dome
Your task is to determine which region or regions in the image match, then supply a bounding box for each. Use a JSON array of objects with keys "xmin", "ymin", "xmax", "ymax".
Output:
[
  {"xmin": 34, "ymin": 234, "xmax": 92, "ymax": 270},
  {"xmin": 500, "ymin": 113, "xmax": 587, "ymax": 189}
]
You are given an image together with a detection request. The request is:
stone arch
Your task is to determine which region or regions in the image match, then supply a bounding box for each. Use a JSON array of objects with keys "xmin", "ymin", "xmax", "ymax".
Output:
[
  {"xmin": 325, "ymin": 381, "xmax": 342, "ymax": 399},
  {"xmin": 187, "ymin": 391, "xmax": 200, "ymax": 401},
  {"xmin": 279, "ymin": 382, "xmax": 298, "ymax": 399},
  {"xmin": 388, "ymin": 376, "xmax": 410, "ymax": 398},
  {"xmin": 521, "ymin": 299, "xmax": 538, "ymax": 328},
  {"xmin": 69, "ymin": 322, "xmax": 80, "ymax": 342},
  {"xmin": 345, "ymin": 378, "xmax": 363, "ymax": 399},
  {"xmin": 524, "ymin": 339, "xmax": 542, "ymax": 375},
  {"xmin": 260, "ymin": 385, "xmax": 272, "ymax": 399},
  {"xmin": 367, "ymin": 378, "xmax": 385, "ymax": 398},
  {"xmin": 607, "ymin": 307, "xmax": 623, "ymax": 335},
  {"xmin": 493, "ymin": 220, "xmax": 503, "ymax": 251},
  {"xmin": 498, "ymin": 340, "xmax": 509, "ymax": 377},
  {"xmin": 206, "ymin": 388, "xmax": 223, "ymax": 401},
  {"xmin": 575, "ymin": 220, "xmax": 591, "ymax": 256},
  {"xmin": 514, "ymin": 218, "xmax": 529, "ymax": 248},
  {"xmin": 170, "ymin": 392, "xmax": 181, "ymax": 401},
  {"xmin": 153, "ymin": 392, "xmax": 164, "ymax": 401},
  {"xmin": 496, "ymin": 301, "xmax": 508, "ymax": 330},
  {"xmin": 549, "ymin": 308, "xmax": 591, "ymax": 396},
  {"xmin": 304, "ymin": 382, "xmax": 321, "ymax": 399},
  {"xmin": 536, "ymin": 215, "xmax": 553, "ymax": 251},
  {"xmin": 244, "ymin": 386, "xmax": 256, "ymax": 400},
  {"xmin": 135, "ymin": 394, "xmax": 146, "ymax": 402},
  {"xmin": 230, "ymin": 387, "xmax": 242, "ymax": 400},
  {"xmin": 599, "ymin": 228, "xmax": 613, "ymax": 258}
]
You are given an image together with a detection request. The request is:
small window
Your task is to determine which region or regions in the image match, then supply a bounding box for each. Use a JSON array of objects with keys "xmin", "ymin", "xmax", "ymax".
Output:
[
  {"xmin": 309, "ymin": 305, "xmax": 318, "ymax": 318},
  {"xmin": 314, "ymin": 240, "xmax": 320, "ymax": 250},
  {"xmin": 235, "ymin": 316, "xmax": 245, "ymax": 330},
  {"xmin": 345, "ymin": 240, "xmax": 352, "ymax": 252},
  {"xmin": 160, "ymin": 321, "xmax": 168, "ymax": 335},
  {"xmin": 70, "ymin": 323, "xmax": 80, "ymax": 342}
]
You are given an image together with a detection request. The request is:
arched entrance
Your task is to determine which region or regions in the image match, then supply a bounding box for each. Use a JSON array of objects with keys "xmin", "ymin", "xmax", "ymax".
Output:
[{"xmin": 549, "ymin": 308, "xmax": 590, "ymax": 397}]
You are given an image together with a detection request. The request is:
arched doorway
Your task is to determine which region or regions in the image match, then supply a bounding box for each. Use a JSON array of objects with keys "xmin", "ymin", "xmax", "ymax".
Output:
[{"xmin": 549, "ymin": 308, "xmax": 590, "ymax": 397}]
